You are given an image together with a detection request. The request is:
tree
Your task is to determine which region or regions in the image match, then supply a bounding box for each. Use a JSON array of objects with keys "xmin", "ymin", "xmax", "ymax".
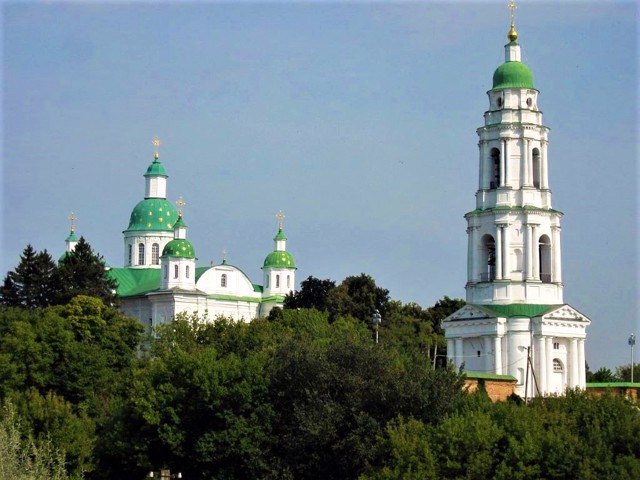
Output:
[
  {"xmin": 57, "ymin": 238, "xmax": 118, "ymax": 305},
  {"xmin": 1, "ymin": 245, "xmax": 60, "ymax": 309},
  {"xmin": 284, "ymin": 276, "xmax": 336, "ymax": 311},
  {"xmin": 326, "ymin": 274, "xmax": 389, "ymax": 322}
]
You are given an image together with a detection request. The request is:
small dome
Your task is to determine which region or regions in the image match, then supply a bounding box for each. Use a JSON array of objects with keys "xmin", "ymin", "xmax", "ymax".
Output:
[
  {"xmin": 492, "ymin": 61, "xmax": 534, "ymax": 90},
  {"xmin": 144, "ymin": 159, "xmax": 168, "ymax": 177},
  {"xmin": 263, "ymin": 250, "xmax": 296, "ymax": 269},
  {"xmin": 162, "ymin": 239, "xmax": 196, "ymax": 259},
  {"xmin": 274, "ymin": 229, "xmax": 287, "ymax": 241},
  {"xmin": 125, "ymin": 198, "xmax": 178, "ymax": 232}
]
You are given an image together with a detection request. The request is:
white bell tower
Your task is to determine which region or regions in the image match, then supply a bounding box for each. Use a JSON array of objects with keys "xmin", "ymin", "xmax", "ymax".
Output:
[{"xmin": 443, "ymin": 3, "xmax": 590, "ymax": 398}]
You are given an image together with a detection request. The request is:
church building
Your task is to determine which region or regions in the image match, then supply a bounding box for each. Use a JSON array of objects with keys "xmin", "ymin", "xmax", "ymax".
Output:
[
  {"xmin": 63, "ymin": 138, "xmax": 296, "ymax": 331},
  {"xmin": 442, "ymin": 7, "xmax": 591, "ymax": 397}
]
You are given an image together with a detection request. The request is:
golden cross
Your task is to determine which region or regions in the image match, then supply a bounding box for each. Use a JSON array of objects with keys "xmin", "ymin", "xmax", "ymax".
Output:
[
  {"xmin": 175, "ymin": 196, "xmax": 186, "ymax": 216},
  {"xmin": 152, "ymin": 136, "xmax": 161, "ymax": 160},
  {"xmin": 68, "ymin": 212, "xmax": 77, "ymax": 232},
  {"xmin": 508, "ymin": 0, "xmax": 517, "ymax": 25},
  {"xmin": 276, "ymin": 210, "xmax": 285, "ymax": 230},
  {"xmin": 222, "ymin": 249, "xmax": 227, "ymax": 262}
]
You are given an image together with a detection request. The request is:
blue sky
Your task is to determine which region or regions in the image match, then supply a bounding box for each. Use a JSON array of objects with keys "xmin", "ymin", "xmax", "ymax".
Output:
[{"xmin": 2, "ymin": 1, "xmax": 637, "ymax": 370}]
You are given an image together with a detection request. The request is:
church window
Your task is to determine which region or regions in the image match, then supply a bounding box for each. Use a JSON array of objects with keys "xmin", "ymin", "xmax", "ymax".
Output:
[
  {"xmin": 287, "ymin": 275, "xmax": 290, "ymax": 288},
  {"xmin": 128, "ymin": 244, "xmax": 132, "ymax": 266},
  {"xmin": 490, "ymin": 148, "xmax": 500, "ymax": 189},
  {"xmin": 265, "ymin": 276, "xmax": 269, "ymax": 288},
  {"xmin": 164, "ymin": 265, "xmax": 168, "ymax": 279},
  {"xmin": 276, "ymin": 274, "xmax": 280, "ymax": 288},
  {"xmin": 526, "ymin": 97, "xmax": 532, "ymax": 107},
  {"xmin": 553, "ymin": 358, "xmax": 563, "ymax": 372},
  {"xmin": 138, "ymin": 243, "xmax": 145, "ymax": 265},
  {"xmin": 532, "ymin": 148, "xmax": 541, "ymax": 188},
  {"xmin": 221, "ymin": 274, "xmax": 227, "ymax": 288},
  {"xmin": 553, "ymin": 342, "xmax": 560, "ymax": 350},
  {"xmin": 497, "ymin": 96, "xmax": 503, "ymax": 108},
  {"xmin": 480, "ymin": 234, "xmax": 496, "ymax": 282},
  {"xmin": 539, "ymin": 235, "xmax": 552, "ymax": 283},
  {"xmin": 174, "ymin": 265, "xmax": 179, "ymax": 279},
  {"xmin": 186, "ymin": 266, "xmax": 189, "ymax": 278},
  {"xmin": 152, "ymin": 243, "xmax": 160, "ymax": 265}
]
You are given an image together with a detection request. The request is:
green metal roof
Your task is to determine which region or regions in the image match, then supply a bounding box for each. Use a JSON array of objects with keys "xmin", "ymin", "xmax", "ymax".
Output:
[
  {"xmin": 125, "ymin": 198, "xmax": 178, "ymax": 232},
  {"xmin": 162, "ymin": 239, "xmax": 196, "ymax": 259},
  {"xmin": 477, "ymin": 304, "xmax": 560, "ymax": 318},
  {"xmin": 275, "ymin": 229, "xmax": 287, "ymax": 241},
  {"xmin": 144, "ymin": 159, "xmax": 168, "ymax": 177},
  {"xmin": 262, "ymin": 250, "xmax": 296, "ymax": 269},
  {"xmin": 492, "ymin": 61, "xmax": 534, "ymax": 90},
  {"xmin": 465, "ymin": 372, "xmax": 517, "ymax": 381},
  {"xmin": 108, "ymin": 268, "xmax": 161, "ymax": 297},
  {"xmin": 65, "ymin": 231, "xmax": 79, "ymax": 242},
  {"xmin": 173, "ymin": 215, "xmax": 187, "ymax": 229}
]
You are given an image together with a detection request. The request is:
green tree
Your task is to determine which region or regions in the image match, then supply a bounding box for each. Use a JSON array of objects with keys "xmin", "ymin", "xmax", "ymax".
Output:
[
  {"xmin": 1, "ymin": 245, "xmax": 60, "ymax": 309},
  {"xmin": 326, "ymin": 274, "xmax": 389, "ymax": 322},
  {"xmin": 587, "ymin": 366, "xmax": 618, "ymax": 382},
  {"xmin": 284, "ymin": 276, "xmax": 336, "ymax": 311},
  {"xmin": 57, "ymin": 238, "xmax": 118, "ymax": 305},
  {"xmin": 615, "ymin": 363, "xmax": 640, "ymax": 382}
]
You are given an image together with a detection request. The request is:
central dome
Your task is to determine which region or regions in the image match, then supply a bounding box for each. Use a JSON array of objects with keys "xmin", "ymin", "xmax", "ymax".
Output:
[
  {"xmin": 125, "ymin": 198, "xmax": 178, "ymax": 232},
  {"xmin": 492, "ymin": 61, "xmax": 534, "ymax": 90}
]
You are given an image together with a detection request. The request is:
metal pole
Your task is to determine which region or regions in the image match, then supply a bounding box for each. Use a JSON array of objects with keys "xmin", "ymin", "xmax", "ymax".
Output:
[{"xmin": 630, "ymin": 334, "xmax": 636, "ymax": 383}]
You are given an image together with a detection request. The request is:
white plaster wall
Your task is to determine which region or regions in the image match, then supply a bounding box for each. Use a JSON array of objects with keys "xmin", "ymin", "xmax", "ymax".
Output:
[{"xmin": 196, "ymin": 265, "xmax": 261, "ymax": 299}]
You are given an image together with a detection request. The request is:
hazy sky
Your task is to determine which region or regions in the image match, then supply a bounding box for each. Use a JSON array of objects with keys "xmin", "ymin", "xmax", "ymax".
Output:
[{"xmin": 2, "ymin": 1, "xmax": 637, "ymax": 370}]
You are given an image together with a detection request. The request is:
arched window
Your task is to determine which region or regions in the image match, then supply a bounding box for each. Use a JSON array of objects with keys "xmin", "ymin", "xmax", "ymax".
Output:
[
  {"xmin": 490, "ymin": 148, "xmax": 500, "ymax": 189},
  {"xmin": 276, "ymin": 274, "xmax": 280, "ymax": 288},
  {"xmin": 138, "ymin": 243, "xmax": 145, "ymax": 265},
  {"xmin": 186, "ymin": 266, "xmax": 190, "ymax": 279},
  {"xmin": 513, "ymin": 248, "xmax": 523, "ymax": 272},
  {"xmin": 128, "ymin": 244, "xmax": 132, "ymax": 266},
  {"xmin": 287, "ymin": 275, "xmax": 290, "ymax": 288},
  {"xmin": 152, "ymin": 243, "xmax": 160, "ymax": 265},
  {"xmin": 532, "ymin": 148, "xmax": 541, "ymax": 188},
  {"xmin": 553, "ymin": 358, "xmax": 563, "ymax": 372},
  {"xmin": 480, "ymin": 234, "xmax": 496, "ymax": 282},
  {"xmin": 539, "ymin": 234, "xmax": 552, "ymax": 283},
  {"xmin": 174, "ymin": 265, "xmax": 179, "ymax": 279},
  {"xmin": 221, "ymin": 273, "xmax": 227, "ymax": 288}
]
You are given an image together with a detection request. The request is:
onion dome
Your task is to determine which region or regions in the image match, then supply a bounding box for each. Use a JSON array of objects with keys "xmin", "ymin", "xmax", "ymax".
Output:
[
  {"xmin": 263, "ymin": 250, "xmax": 296, "ymax": 268},
  {"xmin": 492, "ymin": 57, "xmax": 534, "ymax": 90},
  {"xmin": 162, "ymin": 238, "xmax": 196, "ymax": 259},
  {"xmin": 144, "ymin": 158, "xmax": 168, "ymax": 177},
  {"xmin": 125, "ymin": 198, "xmax": 178, "ymax": 232}
]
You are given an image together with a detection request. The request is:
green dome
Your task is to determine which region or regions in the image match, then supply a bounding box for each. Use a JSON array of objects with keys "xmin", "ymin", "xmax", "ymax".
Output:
[
  {"xmin": 274, "ymin": 229, "xmax": 287, "ymax": 241},
  {"xmin": 162, "ymin": 239, "xmax": 196, "ymax": 259},
  {"xmin": 263, "ymin": 250, "xmax": 296, "ymax": 269},
  {"xmin": 144, "ymin": 159, "xmax": 168, "ymax": 177},
  {"xmin": 125, "ymin": 198, "xmax": 178, "ymax": 232},
  {"xmin": 492, "ymin": 61, "xmax": 534, "ymax": 90}
]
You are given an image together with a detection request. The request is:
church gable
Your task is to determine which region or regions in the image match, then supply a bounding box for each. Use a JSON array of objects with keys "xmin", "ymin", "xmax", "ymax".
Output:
[
  {"xmin": 542, "ymin": 304, "xmax": 591, "ymax": 323},
  {"xmin": 443, "ymin": 304, "xmax": 497, "ymax": 323}
]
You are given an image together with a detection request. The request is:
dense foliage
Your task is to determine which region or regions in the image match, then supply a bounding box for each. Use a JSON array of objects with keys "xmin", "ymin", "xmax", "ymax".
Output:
[{"xmin": 0, "ymin": 266, "xmax": 638, "ymax": 479}]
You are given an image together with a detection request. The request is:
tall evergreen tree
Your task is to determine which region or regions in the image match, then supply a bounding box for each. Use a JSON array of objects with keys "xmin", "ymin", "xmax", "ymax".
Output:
[
  {"xmin": 57, "ymin": 238, "xmax": 118, "ymax": 305},
  {"xmin": 1, "ymin": 245, "xmax": 60, "ymax": 309}
]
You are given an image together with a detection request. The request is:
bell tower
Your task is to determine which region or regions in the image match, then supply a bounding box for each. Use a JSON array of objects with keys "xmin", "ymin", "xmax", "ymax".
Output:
[{"xmin": 443, "ymin": 2, "xmax": 590, "ymax": 398}]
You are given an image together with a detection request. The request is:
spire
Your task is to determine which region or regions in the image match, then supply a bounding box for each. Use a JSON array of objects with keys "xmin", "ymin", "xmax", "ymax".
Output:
[
  {"xmin": 507, "ymin": 0, "xmax": 518, "ymax": 42},
  {"xmin": 274, "ymin": 210, "xmax": 287, "ymax": 246},
  {"xmin": 144, "ymin": 136, "xmax": 169, "ymax": 199},
  {"xmin": 173, "ymin": 197, "xmax": 187, "ymax": 239},
  {"xmin": 64, "ymin": 212, "xmax": 79, "ymax": 257}
]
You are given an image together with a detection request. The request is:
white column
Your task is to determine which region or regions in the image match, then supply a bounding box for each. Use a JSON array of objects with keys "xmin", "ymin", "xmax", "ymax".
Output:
[
  {"xmin": 578, "ymin": 339, "xmax": 586, "ymax": 388},
  {"xmin": 495, "ymin": 226, "xmax": 503, "ymax": 280},
  {"xmin": 467, "ymin": 227, "xmax": 475, "ymax": 282},
  {"xmin": 502, "ymin": 224, "xmax": 510, "ymax": 279},
  {"xmin": 537, "ymin": 336, "xmax": 547, "ymax": 394},
  {"xmin": 541, "ymin": 141, "xmax": 549, "ymax": 189},
  {"xmin": 552, "ymin": 226, "xmax": 562, "ymax": 283},
  {"xmin": 532, "ymin": 225, "xmax": 540, "ymax": 281},
  {"xmin": 483, "ymin": 336, "xmax": 492, "ymax": 372},
  {"xmin": 447, "ymin": 338, "xmax": 455, "ymax": 366},
  {"xmin": 546, "ymin": 337, "xmax": 554, "ymax": 390},
  {"xmin": 499, "ymin": 139, "xmax": 506, "ymax": 186},
  {"xmin": 494, "ymin": 336, "xmax": 503, "ymax": 374},
  {"xmin": 570, "ymin": 338, "xmax": 579, "ymax": 388},
  {"xmin": 455, "ymin": 338, "xmax": 464, "ymax": 370},
  {"xmin": 525, "ymin": 224, "xmax": 533, "ymax": 280}
]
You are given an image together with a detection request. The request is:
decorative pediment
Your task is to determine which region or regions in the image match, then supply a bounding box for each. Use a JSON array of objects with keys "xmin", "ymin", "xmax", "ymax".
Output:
[
  {"xmin": 542, "ymin": 304, "xmax": 591, "ymax": 323},
  {"xmin": 444, "ymin": 304, "xmax": 497, "ymax": 323}
]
